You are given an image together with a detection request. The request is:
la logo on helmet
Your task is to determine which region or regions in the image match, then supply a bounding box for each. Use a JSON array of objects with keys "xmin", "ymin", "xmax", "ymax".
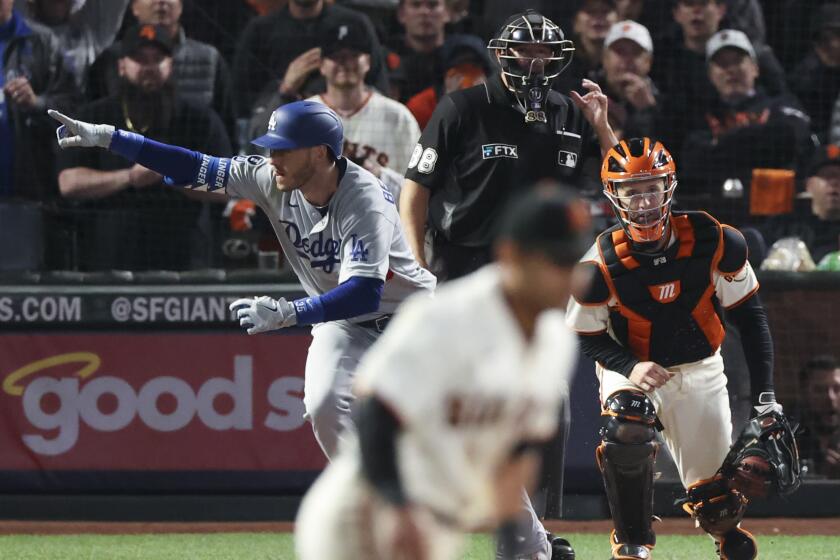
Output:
[{"xmin": 268, "ymin": 111, "xmax": 277, "ymax": 132}]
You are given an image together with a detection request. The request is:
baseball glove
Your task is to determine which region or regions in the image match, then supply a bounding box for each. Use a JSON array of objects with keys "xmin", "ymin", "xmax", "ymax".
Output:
[{"xmin": 720, "ymin": 410, "xmax": 801, "ymax": 498}]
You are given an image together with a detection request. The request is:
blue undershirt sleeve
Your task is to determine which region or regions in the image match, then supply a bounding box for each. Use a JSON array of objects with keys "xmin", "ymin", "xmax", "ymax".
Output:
[
  {"xmin": 108, "ymin": 130, "xmax": 227, "ymax": 189},
  {"xmin": 292, "ymin": 276, "xmax": 384, "ymax": 325}
]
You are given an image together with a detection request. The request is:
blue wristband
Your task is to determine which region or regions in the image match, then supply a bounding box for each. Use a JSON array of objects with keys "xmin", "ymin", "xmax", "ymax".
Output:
[{"xmin": 293, "ymin": 296, "xmax": 326, "ymax": 325}]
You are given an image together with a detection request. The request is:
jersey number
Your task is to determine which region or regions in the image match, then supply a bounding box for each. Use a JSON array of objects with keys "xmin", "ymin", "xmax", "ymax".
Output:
[{"xmin": 408, "ymin": 144, "xmax": 437, "ymax": 174}]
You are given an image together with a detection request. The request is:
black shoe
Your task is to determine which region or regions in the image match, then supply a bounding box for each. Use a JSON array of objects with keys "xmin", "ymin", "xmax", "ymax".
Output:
[
  {"xmin": 550, "ymin": 535, "xmax": 575, "ymax": 560},
  {"xmin": 716, "ymin": 527, "xmax": 757, "ymax": 560}
]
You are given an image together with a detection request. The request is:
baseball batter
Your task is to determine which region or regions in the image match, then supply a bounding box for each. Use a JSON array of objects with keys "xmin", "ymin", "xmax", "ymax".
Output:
[
  {"xmin": 49, "ymin": 101, "xmax": 436, "ymax": 458},
  {"xmin": 566, "ymin": 138, "xmax": 787, "ymax": 560},
  {"xmin": 295, "ymin": 186, "xmax": 591, "ymax": 560}
]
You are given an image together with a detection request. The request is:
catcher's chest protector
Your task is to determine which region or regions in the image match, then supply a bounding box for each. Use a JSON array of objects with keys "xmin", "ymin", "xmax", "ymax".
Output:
[{"xmin": 599, "ymin": 212, "xmax": 725, "ymax": 367}]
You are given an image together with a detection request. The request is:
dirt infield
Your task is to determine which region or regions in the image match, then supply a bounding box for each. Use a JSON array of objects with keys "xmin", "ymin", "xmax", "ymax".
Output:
[{"xmin": 0, "ymin": 518, "xmax": 836, "ymax": 536}]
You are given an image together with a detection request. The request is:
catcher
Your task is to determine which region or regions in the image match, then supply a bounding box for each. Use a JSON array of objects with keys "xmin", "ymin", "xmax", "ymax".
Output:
[{"xmin": 566, "ymin": 137, "xmax": 800, "ymax": 560}]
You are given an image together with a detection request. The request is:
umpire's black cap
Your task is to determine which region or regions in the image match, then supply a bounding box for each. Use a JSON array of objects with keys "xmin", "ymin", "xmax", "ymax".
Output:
[{"xmin": 495, "ymin": 181, "xmax": 594, "ymax": 265}]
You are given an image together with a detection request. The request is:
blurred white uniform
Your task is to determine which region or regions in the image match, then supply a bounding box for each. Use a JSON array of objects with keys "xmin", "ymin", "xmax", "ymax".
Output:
[{"xmin": 296, "ymin": 266, "xmax": 578, "ymax": 560}]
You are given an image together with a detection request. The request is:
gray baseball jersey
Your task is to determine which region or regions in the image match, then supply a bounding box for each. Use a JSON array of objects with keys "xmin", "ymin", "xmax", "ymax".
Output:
[{"xmin": 215, "ymin": 156, "xmax": 436, "ymax": 320}]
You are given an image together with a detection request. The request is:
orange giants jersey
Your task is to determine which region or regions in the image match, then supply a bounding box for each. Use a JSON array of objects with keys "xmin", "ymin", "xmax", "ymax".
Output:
[{"xmin": 566, "ymin": 211, "xmax": 760, "ymax": 367}]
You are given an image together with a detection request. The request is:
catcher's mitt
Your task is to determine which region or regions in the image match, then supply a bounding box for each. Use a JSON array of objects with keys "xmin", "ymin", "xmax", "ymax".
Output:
[{"xmin": 720, "ymin": 411, "xmax": 801, "ymax": 498}]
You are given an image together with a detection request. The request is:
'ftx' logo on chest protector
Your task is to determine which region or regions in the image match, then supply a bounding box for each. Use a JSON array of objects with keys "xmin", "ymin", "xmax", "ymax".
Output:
[{"xmin": 482, "ymin": 143, "xmax": 518, "ymax": 159}]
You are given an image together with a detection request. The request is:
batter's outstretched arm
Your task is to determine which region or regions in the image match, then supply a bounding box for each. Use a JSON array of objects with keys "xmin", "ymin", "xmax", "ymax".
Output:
[
  {"xmin": 399, "ymin": 179, "xmax": 431, "ymax": 268},
  {"xmin": 49, "ymin": 109, "xmax": 229, "ymax": 195}
]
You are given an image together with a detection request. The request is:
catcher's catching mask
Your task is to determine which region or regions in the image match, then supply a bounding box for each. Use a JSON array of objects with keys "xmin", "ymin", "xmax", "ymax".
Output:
[
  {"xmin": 601, "ymin": 138, "xmax": 677, "ymax": 249},
  {"xmin": 487, "ymin": 10, "xmax": 574, "ymax": 123}
]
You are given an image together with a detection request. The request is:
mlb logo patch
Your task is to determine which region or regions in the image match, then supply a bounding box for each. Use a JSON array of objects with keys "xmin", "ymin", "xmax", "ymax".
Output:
[
  {"xmin": 558, "ymin": 150, "xmax": 578, "ymax": 168},
  {"xmin": 482, "ymin": 143, "xmax": 518, "ymax": 159}
]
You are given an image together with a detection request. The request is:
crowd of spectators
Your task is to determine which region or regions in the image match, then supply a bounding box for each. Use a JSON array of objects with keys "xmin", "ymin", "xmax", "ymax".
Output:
[{"xmin": 1, "ymin": 0, "xmax": 839, "ymax": 272}]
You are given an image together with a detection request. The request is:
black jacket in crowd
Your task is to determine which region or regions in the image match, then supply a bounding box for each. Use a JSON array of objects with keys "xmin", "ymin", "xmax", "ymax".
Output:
[
  {"xmin": 86, "ymin": 28, "xmax": 237, "ymax": 150},
  {"xmin": 679, "ymin": 91, "xmax": 813, "ymax": 225},
  {"xmin": 3, "ymin": 13, "xmax": 78, "ymax": 200}
]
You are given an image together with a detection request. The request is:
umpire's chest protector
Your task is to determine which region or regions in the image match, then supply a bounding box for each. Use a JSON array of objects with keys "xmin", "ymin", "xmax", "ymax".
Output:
[{"xmin": 599, "ymin": 212, "xmax": 726, "ymax": 367}]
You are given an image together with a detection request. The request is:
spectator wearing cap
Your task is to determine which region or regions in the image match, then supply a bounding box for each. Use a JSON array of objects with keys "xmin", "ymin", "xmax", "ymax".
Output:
[
  {"xmin": 553, "ymin": 0, "xmax": 618, "ymax": 95},
  {"xmin": 56, "ymin": 24, "xmax": 231, "ymax": 270},
  {"xmin": 591, "ymin": 20, "xmax": 661, "ymax": 139},
  {"xmin": 385, "ymin": 0, "xmax": 450, "ymax": 102},
  {"xmin": 86, "ymin": 0, "xmax": 236, "ymax": 149},
  {"xmin": 17, "ymin": 0, "xmax": 130, "ymax": 93},
  {"xmin": 679, "ymin": 29, "xmax": 812, "ymax": 226},
  {"xmin": 405, "ymin": 34, "xmax": 493, "ymax": 129},
  {"xmin": 652, "ymin": 0, "xmax": 786, "ymax": 154},
  {"xmin": 233, "ymin": 0, "xmax": 388, "ymax": 119},
  {"xmin": 759, "ymin": 144, "xmax": 840, "ymax": 266},
  {"xmin": 306, "ymin": 20, "xmax": 421, "ymax": 200},
  {"xmin": 790, "ymin": 3, "xmax": 840, "ymax": 142},
  {"xmin": 1, "ymin": 0, "xmax": 77, "ymax": 199}
]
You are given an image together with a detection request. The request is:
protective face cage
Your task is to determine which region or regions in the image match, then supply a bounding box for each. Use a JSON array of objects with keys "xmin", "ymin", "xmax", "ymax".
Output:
[
  {"xmin": 603, "ymin": 176, "xmax": 678, "ymax": 245},
  {"xmin": 601, "ymin": 138, "xmax": 678, "ymax": 246},
  {"xmin": 487, "ymin": 11, "xmax": 575, "ymax": 94}
]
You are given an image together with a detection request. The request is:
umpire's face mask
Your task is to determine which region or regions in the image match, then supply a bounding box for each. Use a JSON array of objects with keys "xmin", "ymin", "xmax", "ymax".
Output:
[
  {"xmin": 522, "ymin": 74, "xmax": 549, "ymax": 123},
  {"xmin": 510, "ymin": 45, "xmax": 555, "ymax": 123}
]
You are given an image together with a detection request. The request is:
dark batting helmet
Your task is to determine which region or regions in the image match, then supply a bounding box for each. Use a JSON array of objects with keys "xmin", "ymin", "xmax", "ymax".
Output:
[
  {"xmin": 251, "ymin": 101, "xmax": 344, "ymax": 159},
  {"xmin": 487, "ymin": 10, "xmax": 574, "ymax": 94}
]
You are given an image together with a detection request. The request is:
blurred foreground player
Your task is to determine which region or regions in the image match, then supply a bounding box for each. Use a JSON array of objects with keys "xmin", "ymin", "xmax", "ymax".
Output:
[
  {"xmin": 567, "ymin": 138, "xmax": 800, "ymax": 560},
  {"xmin": 296, "ymin": 185, "xmax": 593, "ymax": 560}
]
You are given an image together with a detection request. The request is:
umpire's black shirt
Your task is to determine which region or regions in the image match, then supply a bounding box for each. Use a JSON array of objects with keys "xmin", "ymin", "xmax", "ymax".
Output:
[{"xmin": 405, "ymin": 76, "xmax": 599, "ymax": 251}]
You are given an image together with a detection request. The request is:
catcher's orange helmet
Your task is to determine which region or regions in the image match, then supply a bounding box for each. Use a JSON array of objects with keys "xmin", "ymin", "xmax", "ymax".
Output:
[{"xmin": 601, "ymin": 138, "xmax": 677, "ymax": 246}]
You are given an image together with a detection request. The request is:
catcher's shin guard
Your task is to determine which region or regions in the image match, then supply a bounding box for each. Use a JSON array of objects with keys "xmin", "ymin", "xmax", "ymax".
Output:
[
  {"xmin": 597, "ymin": 391, "xmax": 658, "ymax": 551},
  {"xmin": 680, "ymin": 475, "xmax": 748, "ymax": 538}
]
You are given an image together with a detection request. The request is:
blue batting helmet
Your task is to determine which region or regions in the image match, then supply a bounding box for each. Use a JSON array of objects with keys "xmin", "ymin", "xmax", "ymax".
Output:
[{"xmin": 251, "ymin": 101, "xmax": 344, "ymax": 158}]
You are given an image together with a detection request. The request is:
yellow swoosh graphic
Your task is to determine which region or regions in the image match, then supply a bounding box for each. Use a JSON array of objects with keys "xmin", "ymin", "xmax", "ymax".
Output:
[{"xmin": 3, "ymin": 352, "xmax": 100, "ymax": 396}]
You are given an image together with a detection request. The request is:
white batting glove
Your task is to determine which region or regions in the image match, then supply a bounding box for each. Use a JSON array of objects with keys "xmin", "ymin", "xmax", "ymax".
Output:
[
  {"xmin": 48, "ymin": 109, "xmax": 115, "ymax": 149},
  {"xmin": 229, "ymin": 296, "xmax": 297, "ymax": 335}
]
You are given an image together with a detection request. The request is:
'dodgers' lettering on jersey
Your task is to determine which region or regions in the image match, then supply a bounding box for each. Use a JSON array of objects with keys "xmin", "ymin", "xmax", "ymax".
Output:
[{"xmin": 280, "ymin": 219, "xmax": 342, "ymax": 273}]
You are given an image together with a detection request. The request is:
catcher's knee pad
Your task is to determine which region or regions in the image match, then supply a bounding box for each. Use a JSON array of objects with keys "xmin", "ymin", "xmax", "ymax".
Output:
[
  {"xmin": 597, "ymin": 391, "xmax": 658, "ymax": 548},
  {"xmin": 716, "ymin": 527, "xmax": 757, "ymax": 560},
  {"xmin": 682, "ymin": 475, "xmax": 748, "ymax": 538}
]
